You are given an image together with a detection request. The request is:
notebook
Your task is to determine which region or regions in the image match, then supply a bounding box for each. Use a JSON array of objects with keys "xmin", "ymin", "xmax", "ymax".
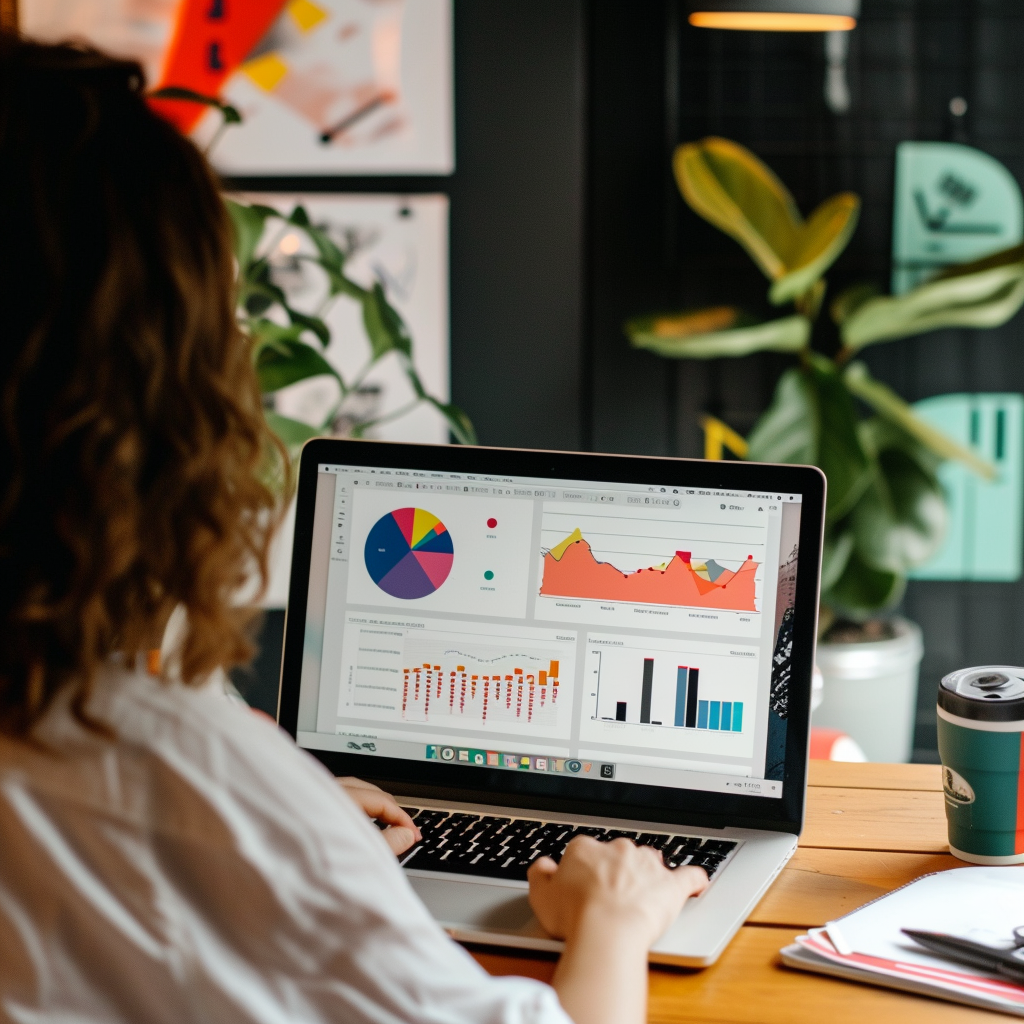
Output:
[{"xmin": 782, "ymin": 866, "xmax": 1024, "ymax": 1015}]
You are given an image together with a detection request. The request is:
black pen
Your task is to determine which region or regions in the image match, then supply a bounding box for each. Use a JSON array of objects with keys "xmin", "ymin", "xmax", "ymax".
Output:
[{"xmin": 902, "ymin": 929, "xmax": 1024, "ymax": 984}]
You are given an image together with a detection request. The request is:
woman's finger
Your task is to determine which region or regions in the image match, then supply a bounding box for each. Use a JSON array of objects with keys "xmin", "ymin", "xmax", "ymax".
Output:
[
  {"xmin": 382, "ymin": 825, "xmax": 418, "ymax": 856},
  {"xmin": 338, "ymin": 779, "xmax": 421, "ymax": 838}
]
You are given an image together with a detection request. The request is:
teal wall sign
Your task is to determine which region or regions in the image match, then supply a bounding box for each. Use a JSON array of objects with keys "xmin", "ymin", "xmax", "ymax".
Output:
[
  {"xmin": 892, "ymin": 142, "xmax": 1024, "ymax": 295},
  {"xmin": 909, "ymin": 393, "xmax": 1024, "ymax": 582}
]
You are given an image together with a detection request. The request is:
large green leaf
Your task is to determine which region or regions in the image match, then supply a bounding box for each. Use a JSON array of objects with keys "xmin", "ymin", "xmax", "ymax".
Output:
[
  {"xmin": 627, "ymin": 308, "xmax": 810, "ymax": 358},
  {"xmin": 673, "ymin": 137, "xmax": 859, "ymax": 304},
  {"xmin": 842, "ymin": 362, "xmax": 996, "ymax": 480},
  {"xmin": 746, "ymin": 360, "xmax": 872, "ymax": 523},
  {"xmin": 264, "ymin": 412, "xmax": 322, "ymax": 462},
  {"xmin": 746, "ymin": 368, "xmax": 816, "ymax": 465},
  {"xmin": 674, "ymin": 137, "xmax": 799, "ymax": 281},
  {"xmin": 769, "ymin": 193, "xmax": 860, "ymax": 305},
  {"xmin": 841, "ymin": 247, "xmax": 1024, "ymax": 351},
  {"xmin": 823, "ymin": 548, "xmax": 905, "ymax": 618},
  {"xmin": 362, "ymin": 282, "xmax": 412, "ymax": 359},
  {"xmin": 225, "ymin": 200, "xmax": 281, "ymax": 273},
  {"xmin": 807, "ymin": 356, "xmax": 874, "ymax": 523},
  {"xmin": 851, "ymin": 419, "xmax": 947, "ymax": 574},
  {"xmin": 255, "ymin": 337, "xmax": 341, "ymax": 394},
  {"xmin": 427, "ymin": 398, "xmax": 477, "ymax": 445},
  {"xmin": 821, "ymin": 529, "xmax": 855, "ymax": 592}
]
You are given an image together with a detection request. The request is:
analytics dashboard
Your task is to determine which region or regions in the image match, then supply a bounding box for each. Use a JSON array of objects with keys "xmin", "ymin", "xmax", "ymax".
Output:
[{"xmin": 294, "ymin": 462, "xmax": 804, "ymax": 800}]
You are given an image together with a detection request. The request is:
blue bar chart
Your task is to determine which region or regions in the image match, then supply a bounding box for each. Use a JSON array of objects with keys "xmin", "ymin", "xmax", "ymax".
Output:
[{"xmin": 590, "ymin": 647, "xmax": 746, "ymax": 733}]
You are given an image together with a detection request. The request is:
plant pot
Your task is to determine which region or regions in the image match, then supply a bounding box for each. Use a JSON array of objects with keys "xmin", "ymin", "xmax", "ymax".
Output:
[{"xmin": 813, "ymin": 617, "xmax": 924, "ymax": 763}]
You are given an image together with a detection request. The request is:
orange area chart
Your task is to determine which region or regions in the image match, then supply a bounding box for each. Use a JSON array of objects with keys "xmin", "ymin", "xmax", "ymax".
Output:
[{"xmin": 540, "ymin": 529, "xmax": 759, "ymax": 612}]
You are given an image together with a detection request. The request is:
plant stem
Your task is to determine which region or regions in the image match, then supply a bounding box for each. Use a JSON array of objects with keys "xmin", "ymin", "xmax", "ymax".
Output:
[{"xmin": 353, "ymin": 398, "xmax": 421, "ymax": 432}]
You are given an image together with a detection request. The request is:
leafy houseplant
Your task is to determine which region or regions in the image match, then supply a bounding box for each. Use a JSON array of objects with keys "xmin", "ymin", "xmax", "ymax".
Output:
[
  {"xmin": 627, "ymin": 137, "xmax": 1024, "ymax": 624},
  {"xmin": 226, "ymin": 199, "xmax": 475, "ymax": 460},
  {"xmin": 149, "ymin": 88, "xmax": 475, "ymax": 468}
]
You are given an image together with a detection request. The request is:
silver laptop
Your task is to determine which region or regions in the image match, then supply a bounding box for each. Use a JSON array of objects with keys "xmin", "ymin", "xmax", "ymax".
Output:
[{"xmin": 278, "ymin": 439, "xmax": 825, "ymax": 966}]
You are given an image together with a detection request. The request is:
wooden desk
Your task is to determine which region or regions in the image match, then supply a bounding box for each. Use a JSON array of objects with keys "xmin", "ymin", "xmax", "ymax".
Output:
[{"xmin": 470, "ymin": 761, "xmax": 992, "ymax": 1023}]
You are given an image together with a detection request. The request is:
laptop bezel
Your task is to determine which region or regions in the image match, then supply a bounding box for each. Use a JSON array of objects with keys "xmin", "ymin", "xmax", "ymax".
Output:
[{"xmin": 278, "ymin": 438, "xmax": 824, "ymax": 836}]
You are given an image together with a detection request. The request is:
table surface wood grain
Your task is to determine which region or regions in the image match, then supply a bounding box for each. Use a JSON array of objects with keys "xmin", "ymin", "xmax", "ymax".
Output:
[{"xmin": 469, "ymin": 761, "xmax": 1001, "ymax": 1023}]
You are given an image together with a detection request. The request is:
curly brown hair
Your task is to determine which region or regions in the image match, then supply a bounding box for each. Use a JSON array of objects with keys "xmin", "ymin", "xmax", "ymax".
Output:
[{"xmin": 0, "ymin": 36, "xmax": 284, "ymax": 735}]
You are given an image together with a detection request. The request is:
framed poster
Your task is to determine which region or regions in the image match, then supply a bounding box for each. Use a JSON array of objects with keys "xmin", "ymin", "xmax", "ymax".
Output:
[{"xmin": 21, "ymin": 0, "xmax": 454, "ymax": 176}]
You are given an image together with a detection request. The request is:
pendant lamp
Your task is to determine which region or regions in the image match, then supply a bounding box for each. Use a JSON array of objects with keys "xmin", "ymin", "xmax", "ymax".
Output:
[{"xmin": 688, "ymin": 0, "xmax": 859, "ymax": 32}]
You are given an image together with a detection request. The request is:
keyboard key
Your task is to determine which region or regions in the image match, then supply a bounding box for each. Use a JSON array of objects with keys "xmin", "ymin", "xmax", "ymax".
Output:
[{"xmin": 602, "ymin": 830, "xmax": 638, "ymax": 842}]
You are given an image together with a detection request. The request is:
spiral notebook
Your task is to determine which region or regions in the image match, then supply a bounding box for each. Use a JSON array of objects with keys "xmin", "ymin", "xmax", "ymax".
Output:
[{"xmin": 781, "ymin": 866, "xmax": 1024, "ymax": 1016}]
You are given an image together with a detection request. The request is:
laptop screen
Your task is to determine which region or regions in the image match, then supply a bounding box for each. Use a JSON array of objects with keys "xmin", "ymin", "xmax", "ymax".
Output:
[{"xmin": 291, "ymin": 458, "xmax": 804, "ymax": 803}]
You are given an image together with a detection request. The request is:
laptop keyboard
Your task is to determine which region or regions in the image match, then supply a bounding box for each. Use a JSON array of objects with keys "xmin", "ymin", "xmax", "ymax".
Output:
[{"xmin": 394, "ymin": 808, "xmax": 738, "ymax": 883}]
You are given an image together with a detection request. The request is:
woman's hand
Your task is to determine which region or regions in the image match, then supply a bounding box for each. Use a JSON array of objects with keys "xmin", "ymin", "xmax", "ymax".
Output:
[
  {"xmin": 337, "ymin": 777, "xmax": 421, "ymax": 856},
  {"xmin": 528, "ymin": 835, "xmax": 708, "ymax": 946},
  {"xmin": 527, "ymin": 836, "xmax": 708, "ymax": 1024}
]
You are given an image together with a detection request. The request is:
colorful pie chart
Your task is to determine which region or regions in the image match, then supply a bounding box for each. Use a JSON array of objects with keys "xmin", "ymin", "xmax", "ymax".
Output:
[{"xmin": 364, "ymin": 508, "xmax": 454, "ymax": 599}]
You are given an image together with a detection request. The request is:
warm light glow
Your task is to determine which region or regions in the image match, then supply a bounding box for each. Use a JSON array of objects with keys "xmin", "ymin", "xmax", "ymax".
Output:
[
  {"xmin": 689, "ymin": 12, "xmax": 856, "ymax": 30},
  {"xmin": 279, "ymin": 232, "xmax": 302, "ymax": 255}
]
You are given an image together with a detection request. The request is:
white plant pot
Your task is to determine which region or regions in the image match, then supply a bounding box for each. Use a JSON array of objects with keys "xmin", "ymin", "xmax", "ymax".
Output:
[{"xmin": 813, "ymin": 617, "xmax": 924, "ymax": 763}]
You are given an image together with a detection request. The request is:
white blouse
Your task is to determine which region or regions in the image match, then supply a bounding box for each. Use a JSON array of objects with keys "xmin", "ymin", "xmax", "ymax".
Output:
[{"xmin": 0, "ymin": 662, "xmax": 570, "ymax": 1024}]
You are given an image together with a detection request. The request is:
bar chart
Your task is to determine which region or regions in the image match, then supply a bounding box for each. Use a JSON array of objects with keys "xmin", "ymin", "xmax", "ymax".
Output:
[
  {"xmin": 584, "ymin": 634, "xmax": 756, "ymax": 742},
  {"xmin": 337, "ymin": 613, "xmax": 577, "ymax": 740}
]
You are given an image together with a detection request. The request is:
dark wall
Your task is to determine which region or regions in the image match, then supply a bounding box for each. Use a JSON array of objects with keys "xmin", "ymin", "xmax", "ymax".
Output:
[
  {"xmin": 238, "ymin": 1, "xmax": 1024, "ymax": 764},
  {"xmin": 585, "ymin": 0, "xmax": 1024, "ymax": 760},
  {"xmin": 450, "ymin": 1, "xmax": 587, "ymax": 452}
]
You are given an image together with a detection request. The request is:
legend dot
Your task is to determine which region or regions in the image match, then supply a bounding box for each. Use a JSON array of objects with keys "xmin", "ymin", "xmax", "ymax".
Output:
[
  {"xmin": 487, "ymin": 518, "xmax": 498, "ymax": 529},
  {"xmin": 484, "ymin": 570, "xmax": 495, "ymax": 580}
]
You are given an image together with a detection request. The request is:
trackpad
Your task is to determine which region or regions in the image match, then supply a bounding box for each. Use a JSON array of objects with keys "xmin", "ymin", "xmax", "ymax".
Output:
[{"xmin": 409, "ymin": 876, "xmax": 539, "ymax": 934}]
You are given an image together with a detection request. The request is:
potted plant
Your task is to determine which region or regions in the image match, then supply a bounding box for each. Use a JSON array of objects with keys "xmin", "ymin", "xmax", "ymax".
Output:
[{"xmin": 627, "ymin": 137, "xmax": 1024, "ymax": 761}]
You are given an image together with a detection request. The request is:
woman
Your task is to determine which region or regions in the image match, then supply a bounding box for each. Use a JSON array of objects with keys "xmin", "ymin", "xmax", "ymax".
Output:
[{"xmin": 0, "ymin": 36, "xmax": 707, "ymax": 1024}]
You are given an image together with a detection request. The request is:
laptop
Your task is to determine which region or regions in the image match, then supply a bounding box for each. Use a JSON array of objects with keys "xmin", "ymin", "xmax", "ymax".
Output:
[{"xmin": 278, "ymin": 439, "xmax": 825, "ymax": 966}]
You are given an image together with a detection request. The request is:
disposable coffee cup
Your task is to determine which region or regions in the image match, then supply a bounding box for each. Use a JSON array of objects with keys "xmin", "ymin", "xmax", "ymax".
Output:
[{"xmin": 937, "ymin": 666, "xmax": 1024, "ymax": 865}]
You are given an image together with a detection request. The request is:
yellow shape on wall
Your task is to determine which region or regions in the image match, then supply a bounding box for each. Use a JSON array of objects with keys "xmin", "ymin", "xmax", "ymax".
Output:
[
  {"xmin": 242, "ymin": 52, "xmax": 289, "ymax": 93},
  {"xmin": 288, "ymin": 0, "xmax": 328, "ymax": 33}
]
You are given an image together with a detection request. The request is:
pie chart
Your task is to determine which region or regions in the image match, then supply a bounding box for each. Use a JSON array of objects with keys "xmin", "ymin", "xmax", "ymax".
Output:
[{"xmin": 364, "ymin": 508, "xmax": 454, "ymax": 599}]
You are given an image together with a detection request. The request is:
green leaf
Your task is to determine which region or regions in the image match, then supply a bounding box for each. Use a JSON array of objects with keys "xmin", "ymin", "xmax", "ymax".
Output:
[
  {"xmin": 672, "ymin": 138, "xmax": 860, "ymax": 306},
  {"xmin": 769, "ymin": 193, "xmax": 860, "ymax": 305},
  {"xmin": 264, "ymin": 411, "xmax": 323, "ymax": 461},
  {"xmin": 427, "ymin": 397, "xmax": 478, "ymax": 445},
  {"xmin": 362, "ymin": 282, "xmax": 412, "ymax": 359},
  {"xmin": 842, "ymin": 362, "xmax": 996, "ymax": 480},
  {"xmin": 287, "ymin": 206, "xmax": 347, "ymax": 272},
  {"xmin": 285, "ymin": 308, "xmax": 330, "ymax": 348},
  {"xmin": 823, "ymin": 548, "xmax": 905, "ymax": 618},
  {"xmin": 745, "ymin": 368, "xmax": 817, "ymax": 465},
  {"xmin": 850, "ymin": 419, "xmax": 948, "ymax": 574},
  {"xmin": 806, "ymin": 356, "xmax": 874, "ymax": 523},
  {"xmin": 627, "ymin": 309, "xmax": 810, "ymax": 359},
  {"xmin": 255, "ymin": 338, "xmax": 341, "ymax": 394},
  {"xmin": 148, "ymin": 86, "xmax": 241, "ymax": 123},
  {"xmin": 226, "ymin": 200, "xmax": 276, "ymax": 273},
  {"xmin": 746, "ymin": 360, "xmax": 873, "ymax": 523},
  {"xmin": 841, "ymin": 247, "xmax": 1024, "ymax": 351},
  {"xmin": 821, "ymin": 529, "xmax": 855, "ymax": 592},
  {"xmin": 673, "ymin": 137, "xmax": 800, "ymax": 281}
]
